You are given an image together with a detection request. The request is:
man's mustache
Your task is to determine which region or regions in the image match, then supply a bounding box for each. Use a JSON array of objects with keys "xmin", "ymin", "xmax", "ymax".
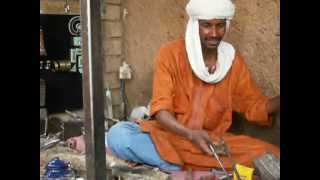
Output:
[{"xmin": 205, "ymin": 37, "xmax": 222, "ymax": 42}]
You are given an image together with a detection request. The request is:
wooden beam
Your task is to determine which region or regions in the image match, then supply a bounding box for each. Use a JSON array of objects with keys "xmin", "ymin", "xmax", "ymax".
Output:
[
  {"xmin": 81, "ymin": 0, "xmax": 107, "ymax": 179},
  {"xmin": 40, "ymin": 0, "xmax": 80, "ymax": 15}
]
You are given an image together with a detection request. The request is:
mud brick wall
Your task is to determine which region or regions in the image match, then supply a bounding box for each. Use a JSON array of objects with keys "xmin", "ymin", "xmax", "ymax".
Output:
[{"xmin": 101, "ymin": 0, "xmax": 280, "ymax": 145}]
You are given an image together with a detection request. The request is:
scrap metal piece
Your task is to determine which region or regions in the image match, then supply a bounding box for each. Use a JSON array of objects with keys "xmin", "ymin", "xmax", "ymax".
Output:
[
  {"xmin": 40, "ymin": 138, "xmax": 60, "ymax": 151},
  {"xmin": 253, "ymin": 151, "xmax": 280, "ymax": 180}
]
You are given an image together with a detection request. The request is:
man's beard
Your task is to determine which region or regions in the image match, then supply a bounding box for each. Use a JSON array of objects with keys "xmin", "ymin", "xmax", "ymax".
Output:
[{"xmin": 204, "ymin": 37, "xmax": 222, "ymax": 48}]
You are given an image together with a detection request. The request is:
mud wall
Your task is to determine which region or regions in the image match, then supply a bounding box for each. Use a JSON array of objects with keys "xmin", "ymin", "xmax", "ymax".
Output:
[
  {"xmin": 122, "ymin": 0, "xmax": 279, "ymax": 108},
  {"xmin": 114, "ymin": 0, "xmax": 280, "ymax": 144}
]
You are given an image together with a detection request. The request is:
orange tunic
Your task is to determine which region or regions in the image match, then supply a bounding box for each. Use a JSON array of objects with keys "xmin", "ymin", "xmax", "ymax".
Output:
[{"xmin": 139, "ymin": 39, "xmax": 280, "ymax": 170}]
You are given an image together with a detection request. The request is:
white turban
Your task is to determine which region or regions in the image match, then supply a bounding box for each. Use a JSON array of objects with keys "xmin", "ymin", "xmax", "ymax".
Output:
[{"xmin": 185, "ymin": 0, "xmax": 236, "ymax": 84}]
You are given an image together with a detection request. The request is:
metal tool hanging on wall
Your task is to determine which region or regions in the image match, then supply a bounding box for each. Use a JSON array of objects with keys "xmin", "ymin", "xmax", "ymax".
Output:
[
  {"xmin": 68, "ymin": 16, "xmax": 83, "ymax": 73},
  {"xmin": 40, "ymin": 26, "xmax": 48, "ymax": 70},
  {"xmin": 68, "ymin": 16, "xmax": 81, "ymax": 36},
  {"xmin": 119, "ymin": 62, "xmax": 132, "ymax": 120},
  {"xmin": 52, "ymin": 60, "xmax": 72, "ymax": 72},
  {"xmin": 64, "ymin": 0, "xmax": 71, "ymax": 13}
]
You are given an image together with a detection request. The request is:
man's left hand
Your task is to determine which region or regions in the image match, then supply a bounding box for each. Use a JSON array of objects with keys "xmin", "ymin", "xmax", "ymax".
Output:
[{"xmin": 267, "ymin": 95, "xmax": 280, "ymax": 115}]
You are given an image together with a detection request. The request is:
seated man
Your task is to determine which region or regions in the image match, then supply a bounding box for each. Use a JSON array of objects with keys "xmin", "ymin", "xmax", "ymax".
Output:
[{"xmin": 107, "ymin": 0, "xmax": 280, "ymax": 172}]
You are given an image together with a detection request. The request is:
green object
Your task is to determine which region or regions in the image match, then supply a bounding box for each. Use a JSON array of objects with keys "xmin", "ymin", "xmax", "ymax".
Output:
[
  {"xmin": 78, "ymin": 56, "xmax": 83, "ymax": 67},
  {"xmin": 70, "ymin": 48, "xmax": 82, "ymax": 63},
  {"xmin": 78, "ymin": 56, "xmax": 83, "ymax": 74},
  {"xmin": 73, "ymin": 36, "xmax": 82, "ymax": 47}
]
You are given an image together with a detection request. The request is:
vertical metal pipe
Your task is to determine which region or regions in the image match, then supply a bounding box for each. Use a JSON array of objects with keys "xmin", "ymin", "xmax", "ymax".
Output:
[{"xmin": 80, "ymin": 0, "xmax": 107, "ymax": 179}]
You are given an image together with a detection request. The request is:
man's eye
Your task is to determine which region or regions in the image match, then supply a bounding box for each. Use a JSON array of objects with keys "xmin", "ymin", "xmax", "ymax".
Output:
[
  {"xmin": 202, "ymin": 23, "xmax": 210, "ymax": 28},
  {"xmin": 217, "ymin": 23, "xmax": 226, "ymax": 28}
]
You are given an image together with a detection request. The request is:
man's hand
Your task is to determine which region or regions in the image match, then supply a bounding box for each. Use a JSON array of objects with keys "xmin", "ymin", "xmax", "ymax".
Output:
[
  {"xmin": 188, "ymin": 130, "xmax": 214, "ymax": 155},
  {"xmin": 267, "ymin": 95, "xmax": 280, "ymax": 115},
  {"xmin": 156, "ymin": 110, "xmax": 222, "ymax": 156}
]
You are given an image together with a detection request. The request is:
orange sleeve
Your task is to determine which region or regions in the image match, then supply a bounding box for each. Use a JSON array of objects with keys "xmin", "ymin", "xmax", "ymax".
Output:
[
  {"xmin": 149, "ymin": 46, "xmax": 175, "ymax": 117},
  {"xmin": 231, "ymin": 54, "xmax": 272, "ymax": 126}
]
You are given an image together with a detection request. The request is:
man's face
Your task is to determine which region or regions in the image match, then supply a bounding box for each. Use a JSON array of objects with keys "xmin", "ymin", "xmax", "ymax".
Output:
[{"xmin": 199, "ymin": 19, "xmax": 227, "ymax": 50}]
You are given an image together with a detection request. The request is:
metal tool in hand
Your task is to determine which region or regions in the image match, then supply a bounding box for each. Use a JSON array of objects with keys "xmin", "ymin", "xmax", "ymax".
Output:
[
  {"xmin": 220, "ymin": 137, "xmax": 241, "ymax": 180},
  {"xmin": 208, "ymin": 143, "xmax": 231, "ymax": 180}
]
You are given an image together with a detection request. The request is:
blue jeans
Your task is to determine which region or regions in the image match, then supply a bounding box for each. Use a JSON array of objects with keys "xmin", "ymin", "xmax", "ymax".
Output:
[{"xmin": 107, "ymin": 121, "xmax": 181, "ymax": 171}]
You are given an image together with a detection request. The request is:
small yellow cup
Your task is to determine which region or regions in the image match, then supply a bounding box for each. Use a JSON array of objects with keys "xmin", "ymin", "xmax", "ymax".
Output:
[{"xmin": 233, "ymin": 164, "xmax": 254, "ymax": 180}]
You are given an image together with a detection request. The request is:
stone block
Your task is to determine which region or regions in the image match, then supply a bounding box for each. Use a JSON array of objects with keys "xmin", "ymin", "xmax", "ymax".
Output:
[
  {"xmin": 103, "ymin": 38, "xmax": 122, "ymax": 55},
  {"xmin": 103, "ymin": 55, "xmax": 122, "ymax": 73},
  {"xmin": 104, "ymin": 71, "xmax": 120, "ymax": 89},
  {"xmin": 106, "ymin": 0, "xmax": 121, "ymax": 4},
  {"xmin": 103, "ymin": 21, "xmax": 122, "ymax": 37},
  {"xmin": 104, "ymin": 4, "xmax": 121, "ymax": 20}
]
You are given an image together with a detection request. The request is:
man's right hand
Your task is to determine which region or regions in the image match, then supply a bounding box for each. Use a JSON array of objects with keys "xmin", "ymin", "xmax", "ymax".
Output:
[
  {"xmin": 188, "ymin": 130, "xmax": 214, "ymax": 156},
  {"xmin": 156, "ymin": 110, "xmax": 219, "ymax": 156}
]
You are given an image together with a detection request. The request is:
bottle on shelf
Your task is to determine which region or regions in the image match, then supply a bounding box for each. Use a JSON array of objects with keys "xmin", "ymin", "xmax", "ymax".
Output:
[{"xmin": 40, "ymin": 26, "xmax": 48, "ymax": 71}]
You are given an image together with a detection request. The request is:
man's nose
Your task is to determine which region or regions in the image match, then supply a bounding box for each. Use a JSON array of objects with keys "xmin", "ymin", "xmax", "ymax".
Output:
[{"xmin": 209, "ymin": 26, "xmax": 218, "ymax": 37}]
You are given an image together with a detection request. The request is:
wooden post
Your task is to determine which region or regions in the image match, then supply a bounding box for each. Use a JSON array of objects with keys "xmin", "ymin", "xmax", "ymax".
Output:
[{"xmin": 80, "ymin": 0, "xmax": 107, "ymax": 179}]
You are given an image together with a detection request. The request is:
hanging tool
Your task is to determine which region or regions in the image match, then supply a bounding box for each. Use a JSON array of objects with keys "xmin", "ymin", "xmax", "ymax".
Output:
[
  {"xmin": 64, "ymin": 0, "xmax": 70, "ymax": 13},
  {"xmin": 119, "ymin": 62, "xmax": 132, "ymax": 120}
]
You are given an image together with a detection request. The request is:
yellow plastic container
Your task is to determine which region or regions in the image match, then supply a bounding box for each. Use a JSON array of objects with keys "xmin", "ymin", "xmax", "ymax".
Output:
[{"xmin": 233, "ymin": 164, "xmax": 254, "ymax": 180}]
